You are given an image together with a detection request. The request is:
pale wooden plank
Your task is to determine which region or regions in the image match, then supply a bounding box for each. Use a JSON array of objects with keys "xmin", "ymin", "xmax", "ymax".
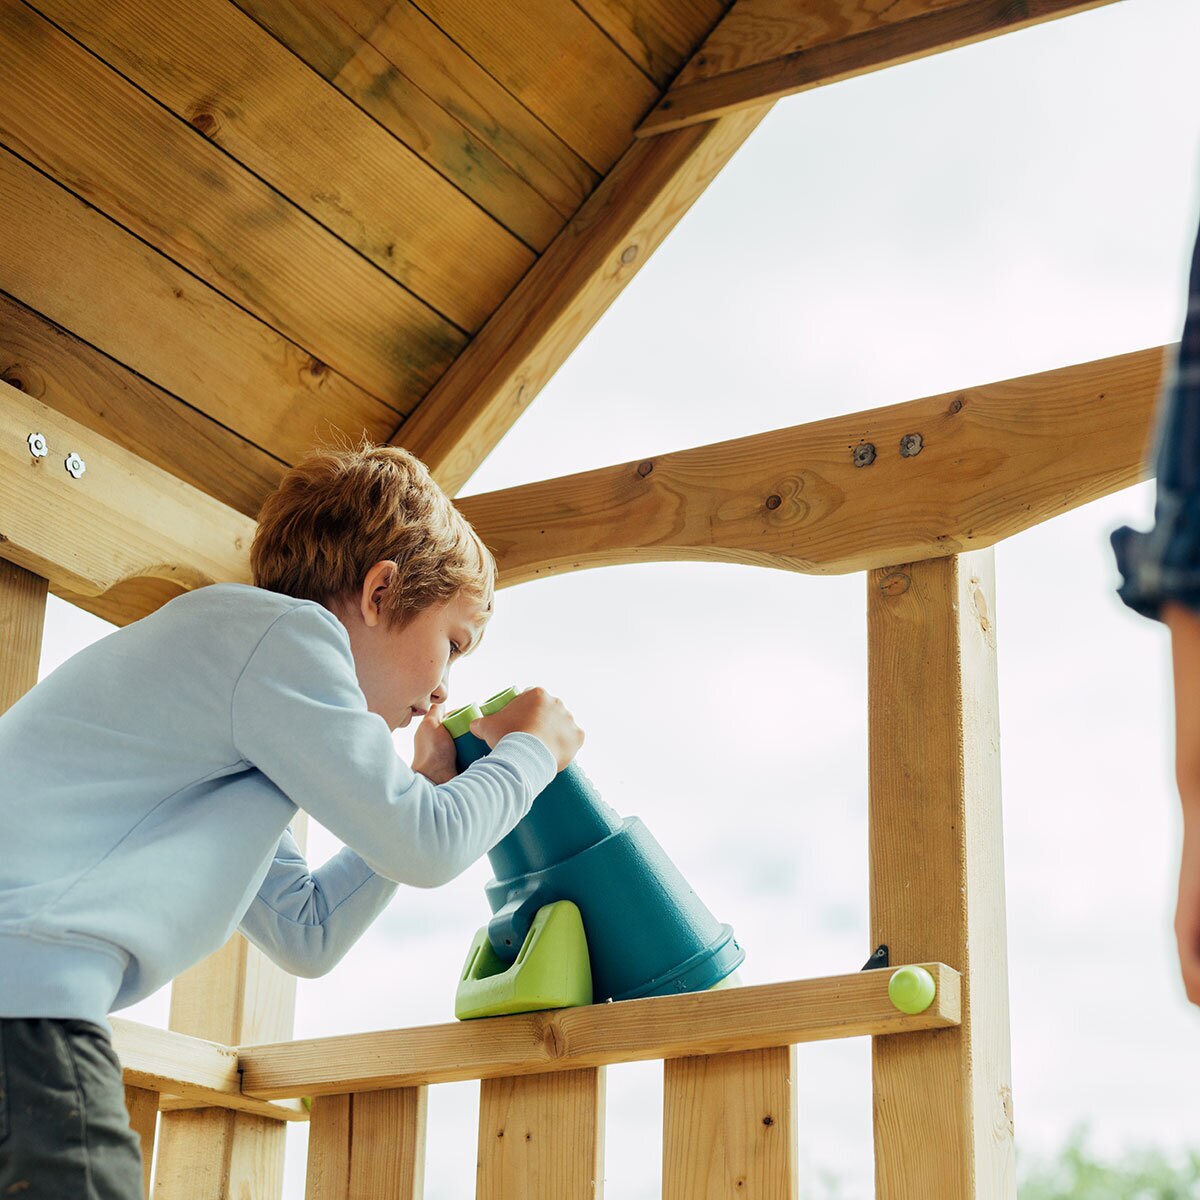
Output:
[
  {"xmin": 157, "ymin": 816, "xmax": 309, "ymax": 1199},
  {"xmin": 240, "ymin": 966, "xmax": 961, "ymax": 1098},
  {"xmin": 234, "ymin": 0, "xmax": 594, "ymax": 235},
  {"xmin": 124, "ymin": 1086, "xmax": 159, "ymax": 1198},
  {"xmin": 456, "ymin": 346, "xmax": 1164, "ymax": 585},
  {"xmin": 413, "ymin": 0, "xmax": 658, "ymax": 172},
  {"xmin": 0, "ymin": 0, "xmax": 463, "ymax": 404},
  {"xmin": 577, "ymin": 0, "xmax": 728, "ymax": 85},
  {"xmin": 393, "ymin": 105, "xmax": 770, "ymax": 495},
  {"xmin": 349, "ymin": 1088, "xmax": 427, "ymax": 1199},
  {"xmin": 306, "ymin": 1094, "xmax": 351, "ymax": 1200},
  {"xmin": 477, "ymin": 1069, "xmax": 604, "ymax": 1200},
  {"xmin": 0, "ymin": 558, "xmax": 47, "ymax": 716},
  {"xmin": 0, "ymin": 383, "xmax": 252, "ymax": 617},
  {"xmin": 868, "ymin": 553, "xmax": 1014, "ymax": 1197},
  {"xmin": 0, "ymin": 292, "xmax": 283, "ymax": 518},
  {"xmin": 0, "ymin": 148, "xmax": 398, "ymax": 464},
  {"xmin": 662, "ymin": 1047, "xmax": 796, "ymax": 1200},
  {"xmin": 34, "ymin": 0, "xmax": 534, "ymax": 329},
  {"xmin": 639, "ymin": 0, "xmax": 1119, "ymax": 134}
]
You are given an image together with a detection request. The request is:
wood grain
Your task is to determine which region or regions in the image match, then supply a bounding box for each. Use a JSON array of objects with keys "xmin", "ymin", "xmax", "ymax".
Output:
[
  {"xmin": 234, "ymin": 0, "xmax": 596, "ymax": 234},
  {"xmin": 639, "ymin": 0, "xmax": 1120, "ymax": 134},
  {"xmin": 240, "ymin": 965, "xmax": 960, "ymax": 1098},
  {"xmin": 0, "ymin": 557, "xmax": 47, "ymax": 715},
  {"xmin": 0, "ymin": 149, "xmax": 397, "ymax": 462},
  {"xmin": 575, "ymin": 0, "xmax": 727, "ymax": 86},
  {"xmin": 477, "ymin": 1069, "xmax": 604, "ymax": 1200},
  {"xmin": 33, "ymin": 0, "xmax": 534, "ymax": 329},
  {"xmin": 455, "ymin": 346, "xmax": 1164, "ymax": 585},
  {"xmin": 868, "ymin": 553, "xmax": 1014, "ymax": 1197},
  {"xmin": 663, "ymin": 1047, "xmax": 796, "ymax": 1200},
  {"xmin": 0, "ymin": 0, "xmax": 463, "ymax": 404},
  {"xmin": 123, "ymin": 1086, "xmax": 159, "ymax": 1198},
  {"xmin": 0, "ymin": 292, "xmax": 283, "ymax": 517},
  {"xmin": 394, "ymin": 104, "xmax": 770, "ymax": 494}
]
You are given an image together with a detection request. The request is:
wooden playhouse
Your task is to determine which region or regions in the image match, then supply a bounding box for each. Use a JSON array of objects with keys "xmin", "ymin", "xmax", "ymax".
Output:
[{"xmin": 0, "ymin": 0, "xmax": 1162, "ymax": 1194}]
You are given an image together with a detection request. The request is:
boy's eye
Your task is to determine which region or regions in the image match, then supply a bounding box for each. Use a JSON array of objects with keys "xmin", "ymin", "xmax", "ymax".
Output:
[{"xmin": 450, "ymin": 641, "xmax": 461, "ymax": 656}]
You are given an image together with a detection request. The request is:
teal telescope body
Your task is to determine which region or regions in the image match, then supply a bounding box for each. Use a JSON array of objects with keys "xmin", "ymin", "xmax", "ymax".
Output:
[{"xmin": 447, "ymin": 688, "xmax": 744, "ymax": 1003}]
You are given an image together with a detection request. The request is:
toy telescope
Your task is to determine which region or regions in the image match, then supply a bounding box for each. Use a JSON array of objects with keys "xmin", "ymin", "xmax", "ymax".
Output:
[{"xmin": 445, "ymin": 687, "xmax": 744, "ymax": 1019}]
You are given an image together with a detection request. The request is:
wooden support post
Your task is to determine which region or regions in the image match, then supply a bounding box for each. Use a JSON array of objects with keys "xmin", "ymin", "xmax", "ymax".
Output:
[
  {"xmin": 867, "ymin": 552, "xmax": 1014, "ymax": 1198},
  {"xmin": 662, "ymin": 1047, "xmax": 796, "ymax": 1200},
  {"xmin": 154, "ymin": 816, "xmax": 308, "ymax": 1199},
  {"xmin": 305, "ymin": 1088, "xmax": 427, "ymax": 1199},
  {"xmin": 124, "ymin": 1086, "xmax": 159, "ymax": 1198},
  {"xmin": 0, "ymin": 556, "xmax": 48, "ymax": 714},
  {"xmin": 476, "ymin": 1068, "xmax": 605, "ymax": 1200}
]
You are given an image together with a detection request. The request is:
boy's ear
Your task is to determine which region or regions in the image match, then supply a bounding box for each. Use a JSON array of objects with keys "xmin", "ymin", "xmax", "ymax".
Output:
[{"xmin": 360, "ymin": 560, "xmax": 398, "ymax": 627}]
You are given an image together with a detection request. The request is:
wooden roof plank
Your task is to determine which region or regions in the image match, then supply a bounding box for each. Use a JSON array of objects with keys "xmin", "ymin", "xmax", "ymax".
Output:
[
  {"xmin": 414, "ymin": 0, "xmax": 659, "ymax": 173},
  {"xmin": 0, "ymin": 293, "xmax": 283, "ymax": 518},
  {"xmin": 0, "ymin": 0, "xmax": 463, "ymax": 404},
  {"xmin": 638, "ymin": 0, "xmax": 1122, "ymax": 135},
  {"xmin": 455, "ymin": 346, "xmax": 1165, "ymax": 585},
  {"xmin": 34, "ymin": 0, "xmax": 535, "ymax": 330},
  {"xmin": 392, "ymin": 104, "xmax": 771, "ymax": 496},
  {"xmin": 235, "ymin": 0, "xmax": 599, "ymax": 227},
  {"xmin": 576, "ymin": 0, "xmax": 730, "ymax": 87},
  {"xmin": 0, "ymin": 148, "xmax": 398, "ymax": 464}
]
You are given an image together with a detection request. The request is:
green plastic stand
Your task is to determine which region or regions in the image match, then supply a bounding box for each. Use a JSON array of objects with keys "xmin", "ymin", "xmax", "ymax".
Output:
[{"xmin": 455, "ymin": 899, "xmax": 593, "ymax": 1020}]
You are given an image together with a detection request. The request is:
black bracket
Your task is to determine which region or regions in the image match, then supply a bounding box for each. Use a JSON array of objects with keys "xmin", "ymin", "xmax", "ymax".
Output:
[{"xmin": 860, "ymin": 944, "xmax": 889, "ymax": 971}]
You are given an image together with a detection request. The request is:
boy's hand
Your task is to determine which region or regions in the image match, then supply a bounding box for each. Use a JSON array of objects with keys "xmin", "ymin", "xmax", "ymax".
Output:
[
  {"xmin": 471, "ymin": 686, "xmax": 584, "ymax": 773},
  {"xmin": 412, "ymin": 703, "xmax": 459, "ymax": 785}
]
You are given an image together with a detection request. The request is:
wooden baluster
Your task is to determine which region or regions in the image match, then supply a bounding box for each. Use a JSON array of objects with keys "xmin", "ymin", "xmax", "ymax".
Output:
[
  {"xmin": 306, "ymin": 1088, "xmax": 427, "ymax": 1199},
  {"xmin": 662, "ymin": 1046, "xmax": 796, "ymax": 1199},
  {"xmin": 476, "ymin": 1068, "xmax": 605, "ymax": 1200},
  {"xmin": 868, "ymin": 552, "xmax": 1014, "ymax": 1198},
  {"xmin": 0, "ymin": 557, "xmax": 48, "ymax": 715},
  {"xmin": 124, "ymin": 1086, "xmax": 159, "ymax": 1198}
]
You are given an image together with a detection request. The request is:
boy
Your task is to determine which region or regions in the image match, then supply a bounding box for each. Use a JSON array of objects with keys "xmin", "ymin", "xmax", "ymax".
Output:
[{"xmin": 0, "ymin": 443, "xmax": 583, "ymax": 1197}]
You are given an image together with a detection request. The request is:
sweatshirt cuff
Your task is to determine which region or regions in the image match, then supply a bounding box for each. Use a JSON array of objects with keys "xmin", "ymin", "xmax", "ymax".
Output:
[{"xmin": 489, "ymin": 731, "xmax": 558, "ymax": 796}]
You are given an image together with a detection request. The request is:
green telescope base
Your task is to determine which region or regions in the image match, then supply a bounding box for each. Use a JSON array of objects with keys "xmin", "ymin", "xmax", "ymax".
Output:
[{"xmin": 455, "ymin": 900, "xmax": 593, "ymax": 1020}]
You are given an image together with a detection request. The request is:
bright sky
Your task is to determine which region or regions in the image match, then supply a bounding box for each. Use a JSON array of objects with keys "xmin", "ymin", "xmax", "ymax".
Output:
[{"xmin": 38, "ymin": 1, "xmax": 1200, "ymax": 1195}]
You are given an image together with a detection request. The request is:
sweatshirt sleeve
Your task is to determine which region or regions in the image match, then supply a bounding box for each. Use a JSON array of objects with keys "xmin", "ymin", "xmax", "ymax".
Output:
[
  {"xmin": 238, "ymin": 826, "xmax": 399, "ymax": 977},
  {"xmin": 230, "ymin": 604, "xmax": 557, "ymax": 887}
]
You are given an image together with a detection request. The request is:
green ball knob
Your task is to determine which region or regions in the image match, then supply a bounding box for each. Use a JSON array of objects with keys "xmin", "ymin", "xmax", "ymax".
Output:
[{"xmin": 888, "ymin": 966, "xmax": 936, "ymax": 1015}]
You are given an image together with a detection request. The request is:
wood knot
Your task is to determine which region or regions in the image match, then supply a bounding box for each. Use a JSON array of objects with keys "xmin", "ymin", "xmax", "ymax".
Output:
[
  {"xmin": 189, "ymin": 110, "xmax": 218, "ymax": 136},
  {"xmin": 879, "ymin": 571, "xmax": 910, "ymax": 598},
  {"xmin": 762, "ymin": 1115, "xmax": 774, "ymax": 1126},
  {"xmin": 620, "ymin": 244, "xmax": 638, "ymax": 265},
  {"xmin": 308, "ymin": 358, "xmax": 327, "ymax": 378},
  {"xmin": 949, "ymin": 396, "xmax": 964, "ymax": 414},
  {"xmin": 765, "ymin": 494, "xmax": 781, "ymax": 510},
  {"xmin": 637, "ymin": 460, "xmax": 653, "ymax": 477}
]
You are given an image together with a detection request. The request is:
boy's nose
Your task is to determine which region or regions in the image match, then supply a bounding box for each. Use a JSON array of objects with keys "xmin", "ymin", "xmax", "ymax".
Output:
[{"xmin": 431, "ymin": 679, "xmax": 449, "ymax": 705}]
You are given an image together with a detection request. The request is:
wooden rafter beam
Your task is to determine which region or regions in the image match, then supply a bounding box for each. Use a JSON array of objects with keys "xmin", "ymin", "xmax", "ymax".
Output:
[
  {"xmin": 457, "ymin": 345, "xmax": 1166, "ymax": 587},
  {"xmin": 390, "ymin": 104, "xmax": 771, "ymax": 497},
  {"xmin": 638, "ymin": 0, "xmax": 1122, "ymax": 136},
  {"xmin": 0, "ymin": 382, "xmax": 253, "ymax": 625},
  {"xmin": 241, "ymin": 964, "xmax": 961, "ymax": 1099}
]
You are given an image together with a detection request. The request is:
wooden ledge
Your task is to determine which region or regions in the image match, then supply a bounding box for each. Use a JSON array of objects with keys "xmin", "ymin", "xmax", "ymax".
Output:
[
  {"xmin": 111, "ymin": 1018, "xmax": 306, "ymax": 1122},
  {"xmin": 239, "ymin": 963, "xmax": 960, "ymax": 1099}
]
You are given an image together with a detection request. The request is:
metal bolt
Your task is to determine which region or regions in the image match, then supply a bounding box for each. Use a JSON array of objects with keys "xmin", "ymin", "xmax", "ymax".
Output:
[
  {"xmin": 64, "ymin": 452, "xmax": 86, "ymax": 479},
  {"xmin": 853, "ymin": 443, "xmax": 876, "ymax": 468},
  {"xmin": 900, "ymin": 433, "xmax": 924, "ymax": 458},
  {"xmin": 27, "ymin": 432, "xmax": 48, "ymax": 458}
]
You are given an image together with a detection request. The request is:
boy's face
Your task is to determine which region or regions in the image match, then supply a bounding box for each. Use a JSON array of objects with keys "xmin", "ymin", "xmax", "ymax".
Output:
[{"xmin": 335, "ymin": 563, "xmax": 489, "ymax": 730}]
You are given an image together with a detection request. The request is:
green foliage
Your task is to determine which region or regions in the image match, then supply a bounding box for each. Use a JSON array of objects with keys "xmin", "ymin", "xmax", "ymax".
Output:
[{"xmin": 1018, "ymin": 1126, "xmax": 1200, "ymax": 1200}]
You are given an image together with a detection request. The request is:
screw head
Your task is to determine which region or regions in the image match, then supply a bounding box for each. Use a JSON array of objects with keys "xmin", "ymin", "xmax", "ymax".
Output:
[
  {"xmin": 853, "ymin": 443, "xmax": 876, "ymax": 468},
  {"xmin": 900, "ymin": 433, "xmax": 924, "ymax": 458},
  {"xmin": 27, "ymin": 432, "xmax": 48, "ymax": 458},
  {"xmin": 64, "ymin": 452, "xmax": 86, "ymax": 479}
]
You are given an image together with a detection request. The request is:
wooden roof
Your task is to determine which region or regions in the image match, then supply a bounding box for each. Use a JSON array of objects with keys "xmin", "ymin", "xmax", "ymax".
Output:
[{"xmin": 1, "ymin": 0, "xmax": 1115, "ymax": 531}]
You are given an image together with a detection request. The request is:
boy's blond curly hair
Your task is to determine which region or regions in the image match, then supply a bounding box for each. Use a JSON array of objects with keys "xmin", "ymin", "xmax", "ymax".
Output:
[{"xmin": 250, "ymin": 442, "xmax": 494, "ymax": 625}]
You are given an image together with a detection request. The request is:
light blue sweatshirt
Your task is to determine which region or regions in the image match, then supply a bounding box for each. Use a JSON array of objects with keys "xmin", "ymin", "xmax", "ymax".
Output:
[{"xmin": 0, "ymin": 584, "xmax": 556, "ymax": 1026}]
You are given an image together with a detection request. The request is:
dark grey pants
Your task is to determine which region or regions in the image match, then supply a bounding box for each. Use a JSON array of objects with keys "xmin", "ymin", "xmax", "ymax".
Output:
[{"xmin": 0, "ymin": 1018, "xmax": 144, "ymax": 1199}]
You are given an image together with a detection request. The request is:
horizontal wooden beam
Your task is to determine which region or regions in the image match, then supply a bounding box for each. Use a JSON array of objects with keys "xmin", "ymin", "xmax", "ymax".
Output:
[
  {"xmin": 111, "ymin": 1019, "xmax": 303, "ymax": 1122},
  {"xmin": 392, "ymin": 103, "xmax": 770, "ymax": 496},
  {"xmin": 240, "ymin": 964, "xmax": 961, "ymax": 1099},
  {"xmin": 638, "ymin": 0, "xmax": 1120, "ymax": 136},
  {"xmin": 0, "ymin": 382, "xmax": 253, "ymax": 624},
  {"xmin": 457, "ymin": 346, "xmax": 1165, "ymax": 587}
]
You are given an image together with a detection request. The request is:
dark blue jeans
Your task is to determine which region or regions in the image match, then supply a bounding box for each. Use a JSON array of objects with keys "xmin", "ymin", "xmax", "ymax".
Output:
[
  {"xmin": 1113, "ymin": 215, "xmax": 1200, "ymax": 619},
  {"xmin": 0, "ymin": 1018, "xmax": 143, "ymax": 1199}
]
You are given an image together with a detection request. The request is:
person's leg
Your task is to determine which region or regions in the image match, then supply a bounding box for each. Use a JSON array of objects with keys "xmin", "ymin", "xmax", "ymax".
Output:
[{"xmin": 0, "ymin": 1017, "xmax": 144, "ymax": 1199}]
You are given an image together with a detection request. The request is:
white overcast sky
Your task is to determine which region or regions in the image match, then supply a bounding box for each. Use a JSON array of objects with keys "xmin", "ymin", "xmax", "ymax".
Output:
[{"xmin": 38, "ymin": 1, "xmax": 1200, "ymax": 1195}]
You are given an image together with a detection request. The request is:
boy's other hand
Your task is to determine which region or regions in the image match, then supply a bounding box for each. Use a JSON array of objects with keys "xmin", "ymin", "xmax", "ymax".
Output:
[
  {"xmin": 471, "ymin": 686, "xmax": 584, "ymax": 773},
  {"xmin": 412, "ymin": 703, "xmax": 458, "ymax": 785}
]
